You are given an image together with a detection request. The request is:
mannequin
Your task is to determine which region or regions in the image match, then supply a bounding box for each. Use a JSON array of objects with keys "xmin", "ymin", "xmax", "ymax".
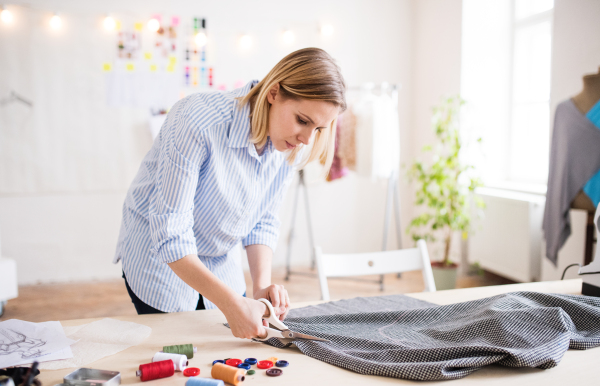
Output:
[
  {"xmin": 571, "ymin": 67, "xmax": 600, "ymax": 264},
  {"xmin": 543, "ymin": 66, "xmax": 600, "ymax": 265}
]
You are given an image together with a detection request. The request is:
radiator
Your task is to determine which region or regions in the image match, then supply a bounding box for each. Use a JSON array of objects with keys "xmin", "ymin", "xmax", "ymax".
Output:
[{"xmin": 468, "ymin": 187, "xmax": 546, "ymax": 282}]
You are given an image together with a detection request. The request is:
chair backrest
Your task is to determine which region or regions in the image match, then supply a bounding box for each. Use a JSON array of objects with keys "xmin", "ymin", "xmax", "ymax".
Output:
[{"xmin": 315, "ymin": 239, "xmax": 436, "ymax": 301}]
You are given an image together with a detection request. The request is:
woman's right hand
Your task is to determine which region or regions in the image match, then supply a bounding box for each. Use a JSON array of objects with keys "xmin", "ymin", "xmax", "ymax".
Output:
[{"xmin": 222, "ymin": 296, "xmax": 268, "ymax": 339}]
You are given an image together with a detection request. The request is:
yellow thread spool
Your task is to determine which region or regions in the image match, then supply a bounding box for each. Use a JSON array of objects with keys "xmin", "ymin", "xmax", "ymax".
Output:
[{"xmin": 211, "ymin": 363, "xmax": 245, "ymax": 386}]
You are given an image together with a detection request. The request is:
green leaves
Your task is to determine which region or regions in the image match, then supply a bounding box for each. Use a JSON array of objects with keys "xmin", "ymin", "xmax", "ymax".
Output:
[{"xmin": 407, "ymin": 95, "xmax": 483, "ymax": 265}]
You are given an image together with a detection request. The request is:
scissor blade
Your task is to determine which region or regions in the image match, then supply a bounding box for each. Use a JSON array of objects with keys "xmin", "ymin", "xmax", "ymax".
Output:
[{"xmin": 286, "ymin": 330, "xmax": 329, "ymax": 342}]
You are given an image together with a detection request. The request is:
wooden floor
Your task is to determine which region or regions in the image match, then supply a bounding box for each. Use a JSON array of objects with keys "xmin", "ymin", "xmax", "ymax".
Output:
[{"xmin": 0, "ymin": 267, "xmax": 513, "ymax": 322}]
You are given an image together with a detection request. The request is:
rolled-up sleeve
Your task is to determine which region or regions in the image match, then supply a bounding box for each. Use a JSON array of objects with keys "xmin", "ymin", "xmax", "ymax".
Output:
[
  {"xmin": 149, "ymin": 98, "xmax": 208, "ymax": 264},
  {"xmin": 242, "ymin": 165, "xmax": 295, "ymax": 252}
]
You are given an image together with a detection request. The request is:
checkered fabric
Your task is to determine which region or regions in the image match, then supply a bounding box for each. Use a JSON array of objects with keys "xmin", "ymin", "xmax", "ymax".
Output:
[{"xmin": 263, "ymin": 292, "xmax": 600, "ymax": 381}]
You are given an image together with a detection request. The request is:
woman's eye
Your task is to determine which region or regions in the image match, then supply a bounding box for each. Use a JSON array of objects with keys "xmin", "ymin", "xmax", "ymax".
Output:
[
  {"xmin": 297, "ymin": 117, "xmax": 307, "ymax": 125},
  {"xmin": 315, "ymin": 128, "xmax": 322, "ymax": 133}
]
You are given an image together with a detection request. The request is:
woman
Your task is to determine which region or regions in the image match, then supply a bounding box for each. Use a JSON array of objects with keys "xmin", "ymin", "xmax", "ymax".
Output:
[{"xmin": 113, "ymin": 48, "xmax": 346, "ymax": 339}]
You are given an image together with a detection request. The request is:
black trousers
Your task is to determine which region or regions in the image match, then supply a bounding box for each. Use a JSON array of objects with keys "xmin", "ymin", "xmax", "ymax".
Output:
[{"xmin": 123, "ymin": 272, "xmax": 205, "ymax": 314}]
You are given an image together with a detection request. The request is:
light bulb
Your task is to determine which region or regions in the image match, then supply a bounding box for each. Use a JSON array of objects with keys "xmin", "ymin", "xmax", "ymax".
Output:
[
  {"xmin": 321, "ymin": 24, "xmax": 334, "ymax": 37},
  {"xmin": 282, "ymin": 30, "xmax": 295, "ymax": 45},
  {"xmin": 1, "ymin": 8, "xmax": 13, "ymax": 24},
  {"xmin": 49, "ymin": 14, "xmax": 62, "ymax": 30},
  {"xmin": 147, "ymin": 18, "xmax": 160, "ymax": 32},
  {"xmin": 194, "ymin": 31, "xmax": 207, "ymax": 47},
  {"xmin": 103, "ymin": 16, "xmax": 116, "ymax": 31},
  {"xmin": 240, "ymin": 34, "xmax": 252, "ymax": 50}
]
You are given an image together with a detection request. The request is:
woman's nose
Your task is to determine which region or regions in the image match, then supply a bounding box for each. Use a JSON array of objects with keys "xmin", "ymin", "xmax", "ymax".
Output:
[{"xmin": 297, "ymin": 128, "xmax": 313, "ymax": 145}]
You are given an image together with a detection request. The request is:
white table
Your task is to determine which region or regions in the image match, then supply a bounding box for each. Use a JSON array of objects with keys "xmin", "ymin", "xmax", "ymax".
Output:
[{"xmin": 38, "ymin": 279, "xmax": 597, "ymax": 385}]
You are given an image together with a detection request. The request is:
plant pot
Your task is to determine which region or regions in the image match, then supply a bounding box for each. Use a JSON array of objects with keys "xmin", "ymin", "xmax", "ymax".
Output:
[{"xmin": 431, "ymin": 262, "xmax": 458, "ymax": 290}]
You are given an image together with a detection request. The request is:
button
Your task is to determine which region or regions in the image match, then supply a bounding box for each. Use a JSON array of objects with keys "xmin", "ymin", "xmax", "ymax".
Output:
[
  {"xmin": 257, "ymin": 360, "xmax": 273, "ymax": 369},
  {"xmin": 247, "ymin": 370, "xmax": 255, "ymax": 375},
  {"xmin": 266, "ymin": 368, "xmax": 283, "ymax": 377},
  {"xmin": 183, "ymin": 368, "xmax": 200, "ymax": 377},
  {"xmin": 244, "ymin": 358, "xmax": 257, "ymax": 365},
  {"xmin": 237, "ymin": 363, "xmax": 251, "ymax": 370},
  {"xmin": 275, "ymin": 360, "xmax": 289, "ymax": 367},
  {"xmin": 225, "ymin": 359, "xmax": 242, "ymax": 367},
  {"xmin": 212, "ymin": 360, "xmax": 224, "ymax": 365}
]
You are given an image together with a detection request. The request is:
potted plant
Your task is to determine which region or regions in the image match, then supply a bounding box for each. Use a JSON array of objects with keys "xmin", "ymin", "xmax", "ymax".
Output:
[{"xmin": 407, "ymin": 96, "xmax": 484, "ymax": 290}]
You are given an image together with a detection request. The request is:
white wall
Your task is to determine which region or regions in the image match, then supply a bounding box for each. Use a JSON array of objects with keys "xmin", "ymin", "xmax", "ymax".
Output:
[
  {"xmin": 0, "ymin": 0, "xmax": 415, "ymax": 284},
  {"xmin": 408, "ymin": 0, "xmax": 463, "ymax": 261}
]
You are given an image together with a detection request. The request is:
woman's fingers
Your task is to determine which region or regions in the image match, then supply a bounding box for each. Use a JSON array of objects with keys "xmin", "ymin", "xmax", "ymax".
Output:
[{"xmin": 268, "ymin": 285, "xmax": 280, "ymax": 308}]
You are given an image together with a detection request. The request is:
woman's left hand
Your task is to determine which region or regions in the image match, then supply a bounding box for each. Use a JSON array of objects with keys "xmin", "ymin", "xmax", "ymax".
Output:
[{"xmin": 253, "ymin": 284, "xmax": 290, "ymax": 321}]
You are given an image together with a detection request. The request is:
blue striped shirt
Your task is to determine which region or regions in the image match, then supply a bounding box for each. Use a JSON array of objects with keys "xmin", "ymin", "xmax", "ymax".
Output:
[{"xmin": 113, "ymin": 80, "xmax": 296, "ymax": 312}]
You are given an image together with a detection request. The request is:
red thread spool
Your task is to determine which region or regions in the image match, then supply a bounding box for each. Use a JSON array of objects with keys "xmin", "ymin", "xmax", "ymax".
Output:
[{"xmin": 136, "ymin": 359, "xmax": 175, "ymax": 381}]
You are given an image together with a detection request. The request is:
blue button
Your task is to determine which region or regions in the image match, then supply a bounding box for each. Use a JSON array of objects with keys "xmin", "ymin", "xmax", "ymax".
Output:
[
  {"xmin": 212, "ymin": 360, "xmax": 225, "ymax": 365},
  {"xmin": 275, "ymin": 360, "xmax": 289, "ymax": 367},
  {"xmin": 237, "ymin": 363, "xmax": 252, "ymax": 370},
  {"xmin": 244, "ymin": 358, "xmax": 257, "ymax": 365}
]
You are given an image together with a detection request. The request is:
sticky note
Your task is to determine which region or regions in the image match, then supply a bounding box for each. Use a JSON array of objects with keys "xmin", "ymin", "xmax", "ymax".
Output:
[
  {"xmin": 126, "ymin": 62, "xmax": 135, "ymax": 72},
  {"xmin": 115, "ymin": 20, "xmax": 122, "ymax": 31},
  {"xmin": 166, "ymin": 64, "xmax": 175, "ymax": 73},
  {"xmin": 102, "ymin": 63, "xmax": 113, "ymax": 72},
  {"xmin": 144, "ymin": 52, "xmax": 153, "ymax": 60},
  {"xmin": 134, "ymin": 22, "xmax": 143, "ymax": 31},
  {"xmin": 168, "ymin": 55, "xmax": 177, "ymax": 64},
  {"xmin": 149, "ymin": 64, "xmax": 158, "ymax": 72}
]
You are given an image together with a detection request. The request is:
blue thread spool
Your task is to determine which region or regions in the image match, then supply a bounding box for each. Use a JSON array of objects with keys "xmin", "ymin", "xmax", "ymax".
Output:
[
  {"xmin": 243, "ymin": 358, "xmax": 257, "ymax": 365},
  {"xmin": 186, "ymin": 378, "xmax": 224, "ymax": 386},
  {"xmin": 237, "ymin": 363, "xmax": 251, "ymax": 370}
]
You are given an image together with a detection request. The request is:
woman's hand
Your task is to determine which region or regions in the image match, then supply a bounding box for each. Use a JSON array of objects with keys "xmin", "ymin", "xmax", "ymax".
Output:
[
  {"xmin": 222, "ymin": 296, "xmax": 268, "ymax": 339},
  {"xmin": 253, "ymin": 284, "xmax": 290, "ymax": 321}
]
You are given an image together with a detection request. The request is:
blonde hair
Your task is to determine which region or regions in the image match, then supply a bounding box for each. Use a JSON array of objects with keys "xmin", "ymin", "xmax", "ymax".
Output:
[{"xmin": 238, "ymin": 47, "xmax": 346, "ymax": 172}]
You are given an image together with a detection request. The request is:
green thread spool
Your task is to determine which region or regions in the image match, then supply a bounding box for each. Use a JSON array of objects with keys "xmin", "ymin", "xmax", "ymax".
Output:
[{"xmin": 163, "ymin": 344, "xmax": 196, "ymax": 359}]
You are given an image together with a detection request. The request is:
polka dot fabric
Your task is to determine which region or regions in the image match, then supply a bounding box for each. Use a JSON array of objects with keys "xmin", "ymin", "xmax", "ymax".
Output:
[{"xmin": 262, "ymin": 292, "xmax": 600, "ymax": 381}]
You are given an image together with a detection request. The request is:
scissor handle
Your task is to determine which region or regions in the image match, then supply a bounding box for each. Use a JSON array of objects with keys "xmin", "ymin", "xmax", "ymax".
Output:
[
  {"xmin": 257, "ymin": 298, "xmax": 288, "ymax": 330},
  {"xmin": 254, "ymin": 327, "xmax": 285, "ymax": 341}
]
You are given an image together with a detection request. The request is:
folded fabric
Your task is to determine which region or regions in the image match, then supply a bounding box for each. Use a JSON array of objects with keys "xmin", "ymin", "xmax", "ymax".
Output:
[{"xmin": 264, "ymin": 292, "xmax": 600, "ymax": 381}]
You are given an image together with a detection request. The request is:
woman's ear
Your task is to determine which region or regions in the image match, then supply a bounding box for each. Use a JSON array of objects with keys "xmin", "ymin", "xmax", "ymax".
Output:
[{"xmin": 266, "ymin": 83, "xmax": 280, "ymax": 105}]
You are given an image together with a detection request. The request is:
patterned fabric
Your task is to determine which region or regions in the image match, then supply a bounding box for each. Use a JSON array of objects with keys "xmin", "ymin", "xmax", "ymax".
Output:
[
  {"xmin": 114, "ymin": 80, "xmax": 296, "ymax": 312},
  {"xmin": 264, "ymin": 292, "xmax": 600, "ymax": 381}
]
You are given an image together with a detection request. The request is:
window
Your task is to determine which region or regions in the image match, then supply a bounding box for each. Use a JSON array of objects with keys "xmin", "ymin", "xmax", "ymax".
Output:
[{"xmin": 461, "ymin": 0, "xmax": 554, "ymax": 190}]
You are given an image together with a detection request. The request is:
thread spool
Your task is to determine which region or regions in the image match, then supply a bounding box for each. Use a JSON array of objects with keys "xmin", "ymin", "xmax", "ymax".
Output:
[
  {"xmin": 136, "ymin": 360, "xmax": 175, "ymax": 382},
  {"xmin": 152, "ymin": 352, "xmax": 188, "ymax": 371},
  {"xmin": 211, "ymin": 363, "xmax": 245, "ymax": 386},
  {"xmin": 186, "ymin": 378, "xmax": 224, "ymax": 386},
  {"xmin": 163, "ymin": 344, "xmax": 197, "ymax": 359}
]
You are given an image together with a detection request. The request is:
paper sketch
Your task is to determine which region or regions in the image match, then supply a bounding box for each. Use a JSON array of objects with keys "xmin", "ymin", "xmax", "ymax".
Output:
[
  {"xmin": 0, "ymin": 328, "xmax": 47, "ymax": 358},
  {"xmin": 0, "ymin": 320, "xmax": 76, "ymax": 369}
]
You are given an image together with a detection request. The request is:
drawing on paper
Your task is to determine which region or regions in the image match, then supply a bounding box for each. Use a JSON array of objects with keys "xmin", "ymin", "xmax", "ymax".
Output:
[{"xmin": 0, "ymin": 328, "xmax": 47, "ymax": 359}]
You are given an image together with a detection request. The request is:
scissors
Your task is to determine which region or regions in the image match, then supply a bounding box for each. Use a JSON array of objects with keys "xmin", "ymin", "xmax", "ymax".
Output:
[{"xmin": 255, "ymin": 298, "xmax": 329, "ymax": 342}]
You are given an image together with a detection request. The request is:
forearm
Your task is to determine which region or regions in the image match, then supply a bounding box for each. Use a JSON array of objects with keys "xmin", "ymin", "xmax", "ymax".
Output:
[
  {"xmin": 246, "ymin": 244, "xmax": 273, "ymax": 293},
  {"xmin": 167, "ymin": 254, "xmax": 241, "ymax": 312}
]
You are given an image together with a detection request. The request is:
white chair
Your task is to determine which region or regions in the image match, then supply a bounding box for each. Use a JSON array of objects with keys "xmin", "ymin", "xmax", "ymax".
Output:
[{"xmin": 315, "ymin": 239, "xmax": 436, "ymax": 301}]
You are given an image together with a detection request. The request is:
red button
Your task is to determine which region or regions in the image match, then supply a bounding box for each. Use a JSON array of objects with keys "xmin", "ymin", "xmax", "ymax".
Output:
[
  {"xmin": 225, "ymin": 358, "xmax": 242, "ymax": 367},
  {"xmin": 257, "ymin": 360, "xmax": 273, "ymax": 369},
  {"xmin": 183, "ymin": 367, "xmax": 200, "ymax": 377}
]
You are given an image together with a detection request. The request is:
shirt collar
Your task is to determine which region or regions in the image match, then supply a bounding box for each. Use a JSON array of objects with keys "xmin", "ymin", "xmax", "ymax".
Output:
[{"xmin": 228, "ymin": 80, "xmax": 259, "ymax": 148}]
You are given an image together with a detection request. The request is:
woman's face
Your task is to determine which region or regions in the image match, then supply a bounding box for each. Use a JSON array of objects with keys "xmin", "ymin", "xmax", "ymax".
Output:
[{"xmin": 266, "ymin": 84, "xmax": 340, "ymax": 152}]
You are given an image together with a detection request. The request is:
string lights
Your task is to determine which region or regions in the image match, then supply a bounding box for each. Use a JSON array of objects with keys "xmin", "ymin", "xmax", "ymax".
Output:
[
  {"xmin": 1, "ymin": 6, "xmax": 13, "ymax": 23},
  {"xmin": 0, "ymin": 8, "xmax": 335, "ymax": 50},
  {"xmin": 49, "ymin": 13, "xmax": 62, "ymax": 29},
  {"xmin": 103, "ymin": 15, "xmax": 116, "ymax": 31}
]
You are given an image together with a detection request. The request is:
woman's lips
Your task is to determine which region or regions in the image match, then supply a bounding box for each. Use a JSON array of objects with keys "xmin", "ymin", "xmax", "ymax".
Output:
[{"xmin": 285, "ymin": 141, "xmax": 296, "ymax": 150}]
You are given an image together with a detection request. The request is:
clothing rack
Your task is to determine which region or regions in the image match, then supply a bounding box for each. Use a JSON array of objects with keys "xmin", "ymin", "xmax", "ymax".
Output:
[{"xmin": 285, "ymin": 82, "xmax": 404, "ymax": 289}]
